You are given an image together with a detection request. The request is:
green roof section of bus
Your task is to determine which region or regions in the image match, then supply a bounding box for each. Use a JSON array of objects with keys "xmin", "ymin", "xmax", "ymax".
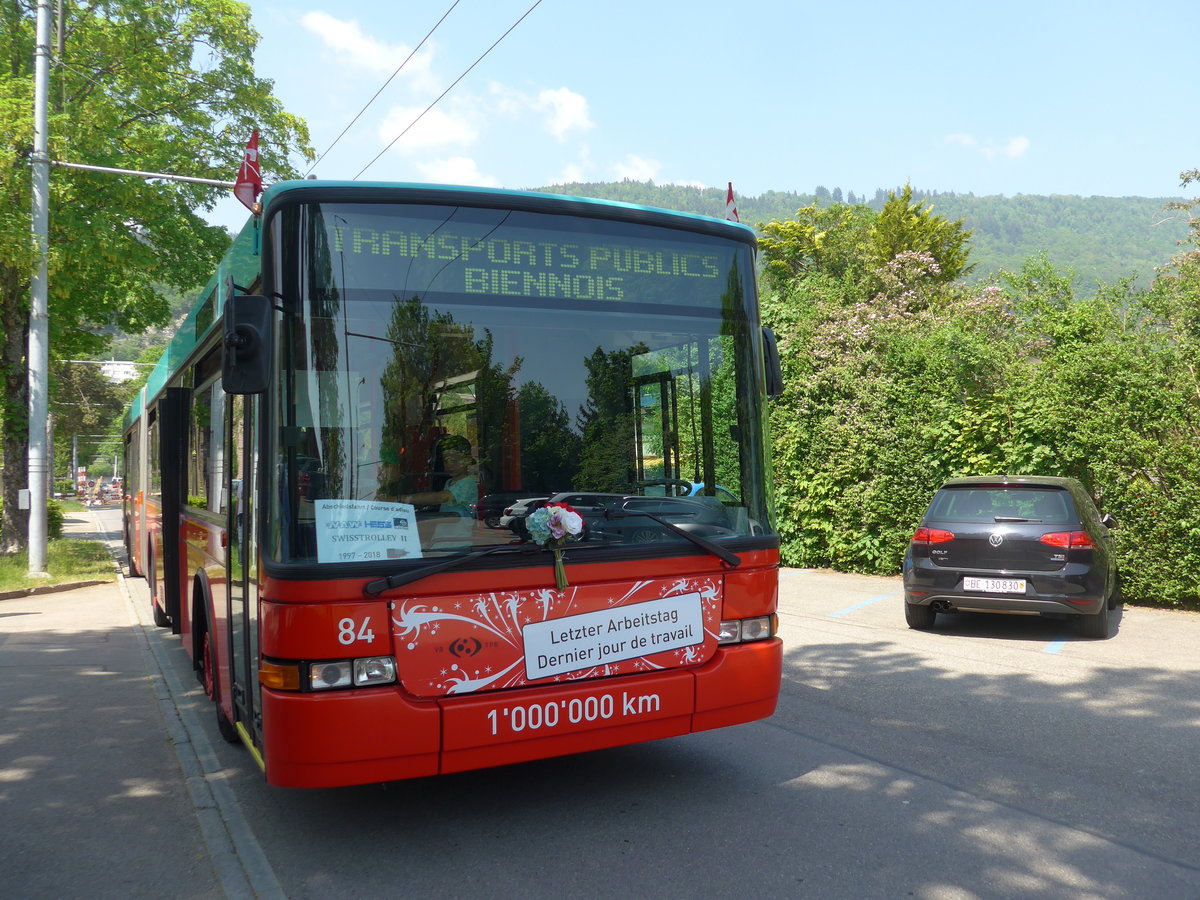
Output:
[{"xmin": 258, "ymin": 180, "xmax": 758, "ymax": 242}]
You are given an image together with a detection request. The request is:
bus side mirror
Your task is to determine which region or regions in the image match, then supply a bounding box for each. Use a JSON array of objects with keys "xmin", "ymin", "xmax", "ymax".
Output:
[
  {"xmin": 222, "ymin": 293, "xmax": 273, "ymax": 394},
  {"xmin": 762, "ymin": 327, "xmax": 784, "ymax": 399}
]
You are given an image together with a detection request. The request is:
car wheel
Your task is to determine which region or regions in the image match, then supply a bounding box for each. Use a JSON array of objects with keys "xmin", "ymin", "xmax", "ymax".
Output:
[
  {"xmin": 904, "ymin": 601, "xmax": 936, "ymax": 630},
  {"xmin": 485, "ymin": 514, "xmax": 501, "ymax": 529},
  {"xmin": 1080, "ymin": 600, "xmax": 1110, "ymax": 639},
  {"xmin": 1107, "ymin": 571, "xmax": 1124, "ymax": 610}
]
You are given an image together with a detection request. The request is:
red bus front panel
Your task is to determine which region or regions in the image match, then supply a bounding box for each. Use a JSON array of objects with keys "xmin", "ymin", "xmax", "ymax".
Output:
[
  {"xmin": 261, "ymin": 688, "xmax": 441, "ymax": 788},
  {"xmin": 392, "ymin": 575, "xmax": 720, "ymax": 699},
  {"xmin": 254, "ymin": 555, "xmax": 780, "ymax": 787}
]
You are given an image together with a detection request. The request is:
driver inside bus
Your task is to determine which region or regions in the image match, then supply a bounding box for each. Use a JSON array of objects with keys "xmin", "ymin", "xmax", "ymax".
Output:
[{"xmin": 394, "ymin": 435, "xmax": 478, "ymax": 518}]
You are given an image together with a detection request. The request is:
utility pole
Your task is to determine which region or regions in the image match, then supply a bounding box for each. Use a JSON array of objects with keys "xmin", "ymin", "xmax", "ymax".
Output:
[{"xmin": 28, "ymin": 0, "xmax": 51, "ymax": 576}]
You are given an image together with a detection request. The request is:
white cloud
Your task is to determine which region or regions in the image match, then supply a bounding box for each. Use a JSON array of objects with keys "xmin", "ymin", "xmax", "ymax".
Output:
[
  {"xmin": 546, "ymin": 163, "xmax": 583, "ymax": 185},
  {"xmin": 614, "ymin": 154, "xmax": 661, "ymax": 182},
  {"xmin": 993, "ymin": 136, "xmax": 1031, "ymax": 160},
  {"xmin": 300, "ymin": 11, "xmax": 437, "ymax": 90},
  {"xmin": 378, "ymin": 104, "xmax": 478, "ymax": 151},
  {"xmin": 945, "ymin": 133, "xmax": 1031, "ymax": 162},
  {"xmin": 535, "ymin": 88, "xmax": 594, "ymax": 141},
  {"xmin": 414, "ymin": 156, "xmax": 502, "ymax": 187},
  {"xmin": 487, "ymin": 81, "xmax": 528, "ymax": 116}
]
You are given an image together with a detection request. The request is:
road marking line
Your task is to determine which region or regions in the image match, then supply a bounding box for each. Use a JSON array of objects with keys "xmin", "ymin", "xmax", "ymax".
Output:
[{"xmin": 829, "ymin": 591, "xmax": 901, "ymax": 618}]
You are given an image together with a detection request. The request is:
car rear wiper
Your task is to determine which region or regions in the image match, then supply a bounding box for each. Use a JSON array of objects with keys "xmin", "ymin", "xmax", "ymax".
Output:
[
  {"xmin": 363, "ymin": 544, "xmax": 535, "ymax": 596},
  {"xmin": 993, "ymin": 516, "xmax": 1031, "ymax": 522},
  {"xmin": 602, "ymin": 506, "xmax": 741, "ymax": 567}
]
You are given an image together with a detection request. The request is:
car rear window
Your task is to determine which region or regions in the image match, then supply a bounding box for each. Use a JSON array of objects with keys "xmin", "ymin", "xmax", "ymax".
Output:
[{"xmin": 927, "ymin": 487, "xmax": 1076, "ymax": 524}]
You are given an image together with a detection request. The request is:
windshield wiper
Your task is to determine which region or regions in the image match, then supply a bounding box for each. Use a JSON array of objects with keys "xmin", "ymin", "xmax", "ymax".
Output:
[
  {"xmin": 602, "ymin": 507, "xmax": 741, "ymax": 567},
  {"xmin": 363, "ymin": 544, "xmax": 534, "ymax": 597}
]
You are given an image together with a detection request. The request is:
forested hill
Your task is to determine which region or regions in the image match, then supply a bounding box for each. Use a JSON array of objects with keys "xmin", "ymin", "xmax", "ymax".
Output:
[{"xmin": 536, "ymin": 181, "xmax": 1191, "ymax": 291}]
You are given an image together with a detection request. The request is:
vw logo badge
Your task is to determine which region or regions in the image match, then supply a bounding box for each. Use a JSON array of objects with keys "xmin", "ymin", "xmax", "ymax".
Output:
[{"xmin": 989, "ymin": 533, "xmax": 1004, "ymax": 547}]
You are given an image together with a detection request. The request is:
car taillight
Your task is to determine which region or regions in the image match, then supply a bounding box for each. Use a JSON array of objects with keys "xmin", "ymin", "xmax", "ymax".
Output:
[
  {"xmin": 1039, "ymin": 531, "xmax": 1095, "ymax": 549},
  {"xmin": 912, "ymin": 527, "xmax": 955, "ymax": 544}
]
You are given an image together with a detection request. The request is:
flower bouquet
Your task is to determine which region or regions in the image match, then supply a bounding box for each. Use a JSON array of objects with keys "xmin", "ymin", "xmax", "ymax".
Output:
[{"xmin": 526, "ymin": 502, "xmax": 584, "ymax": 591}]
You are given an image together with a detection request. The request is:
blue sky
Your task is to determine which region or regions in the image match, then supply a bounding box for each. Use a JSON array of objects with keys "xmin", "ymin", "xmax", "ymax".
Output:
[{"xmin": 207, "ymin": 0, "xmax": 1198, "ymax": 230}]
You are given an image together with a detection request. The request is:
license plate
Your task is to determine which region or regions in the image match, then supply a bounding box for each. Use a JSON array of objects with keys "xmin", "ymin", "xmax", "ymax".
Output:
[{"xmin": 964, "ymin": 577, "xmax": 1026, "ymax": 594}]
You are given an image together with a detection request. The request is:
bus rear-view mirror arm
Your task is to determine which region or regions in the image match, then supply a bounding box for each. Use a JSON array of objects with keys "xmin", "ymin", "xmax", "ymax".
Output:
[
  {"xmin": 222, "ymin": 287, "xmax": 274, "ymax": 394},
  {"xmin": 762, "ymin": 327, "xmax": 784, "ymax": 399}
]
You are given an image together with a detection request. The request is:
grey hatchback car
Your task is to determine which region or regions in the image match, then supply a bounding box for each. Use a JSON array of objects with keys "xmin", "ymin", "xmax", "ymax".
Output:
[{"xmin": 903, "ymin": 476, "xmax": 1120, "ymax": 638}]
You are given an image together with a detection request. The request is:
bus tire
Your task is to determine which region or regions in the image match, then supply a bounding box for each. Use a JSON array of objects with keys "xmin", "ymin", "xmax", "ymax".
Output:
[
  {"xmin": 147, "ymin": 545, "xmax": 170, "ymax": 627},
  {"xmin": 201, "ymin": 627, "xmax": 240, "ymax": 744},
  {"xmin": 125, "ymin": 521, "xmax": 140, "ymax": 577}
]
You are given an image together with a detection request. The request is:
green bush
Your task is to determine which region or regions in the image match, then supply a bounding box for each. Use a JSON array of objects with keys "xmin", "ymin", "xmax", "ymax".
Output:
[
  {"xmin": 0, "ymin": 498, "xmax": 67, "ymax": 540},
  {"xmin": 764, "ymin": 244, "xmax": 1200, "ymax": 610}
]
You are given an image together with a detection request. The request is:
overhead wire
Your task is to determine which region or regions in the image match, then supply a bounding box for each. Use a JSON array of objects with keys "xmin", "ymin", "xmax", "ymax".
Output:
[
  {"xmin": 353, "ymin": 0, "xmax": 545, "ymax": 181},
  {"xmin": 304, "ymin": 0, "xmax": 463, "ymax": 177}
]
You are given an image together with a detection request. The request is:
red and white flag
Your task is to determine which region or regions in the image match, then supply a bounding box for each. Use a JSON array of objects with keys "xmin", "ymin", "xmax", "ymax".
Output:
[
  {"xmin": 725, "ymin": 182, "xmax": 740, "ymax": 222},
  {"xmin": 233, "ymin": 130, "xmax": 262, "ymax": 211}
]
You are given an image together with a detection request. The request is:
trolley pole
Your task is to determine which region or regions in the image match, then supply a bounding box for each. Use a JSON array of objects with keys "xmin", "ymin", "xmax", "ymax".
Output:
[{"xmin": 28, "ymin": 0, "xmax": 52, "ymax": 576}]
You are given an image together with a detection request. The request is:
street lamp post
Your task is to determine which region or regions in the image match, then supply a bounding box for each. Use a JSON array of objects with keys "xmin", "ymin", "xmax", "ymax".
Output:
[{"xmin": 28, "ymin": 0, "xmax": 52, "ymax": 576}]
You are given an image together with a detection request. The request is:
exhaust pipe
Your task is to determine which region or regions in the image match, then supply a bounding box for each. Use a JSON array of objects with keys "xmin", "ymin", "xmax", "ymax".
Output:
[{"xmin": 930, "ymin": 600, "xmax": 954, "ymax": 613}]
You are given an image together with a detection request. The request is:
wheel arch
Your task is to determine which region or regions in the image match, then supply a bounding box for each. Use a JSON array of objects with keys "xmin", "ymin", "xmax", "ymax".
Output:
[{"xmin": 191, "ymin": 569, "xmax": 218, "ymax": 678}]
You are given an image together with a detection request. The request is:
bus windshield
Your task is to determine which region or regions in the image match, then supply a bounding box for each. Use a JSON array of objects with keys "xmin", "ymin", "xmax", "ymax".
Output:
[{"xmin": 265, "ymin": 200, "xmax": 774, "ymax": 565}]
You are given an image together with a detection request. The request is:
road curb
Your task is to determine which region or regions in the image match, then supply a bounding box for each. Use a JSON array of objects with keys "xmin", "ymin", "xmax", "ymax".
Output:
[{"xmin": 0, "ymin": 579, "xmax": 109, "ymax": 601}]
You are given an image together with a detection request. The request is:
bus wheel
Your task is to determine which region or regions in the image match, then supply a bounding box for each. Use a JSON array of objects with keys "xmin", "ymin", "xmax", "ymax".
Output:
[
  {"xmin": 152, "ymin": 598, "xmax": 170, "ymax": 628},
  {"xmin": 202, "ymin": 629, "xmax": 240, "ymax": 744}
]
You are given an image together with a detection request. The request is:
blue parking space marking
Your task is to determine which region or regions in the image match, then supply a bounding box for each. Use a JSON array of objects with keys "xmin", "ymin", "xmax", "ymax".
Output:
[
  {"xmin": 1044, "ymin": 639, "xmax": 1068, "ymax": 654},
  {"xmin": 829, "ymin": 591, "xmax": 901, "ymax": 618}
]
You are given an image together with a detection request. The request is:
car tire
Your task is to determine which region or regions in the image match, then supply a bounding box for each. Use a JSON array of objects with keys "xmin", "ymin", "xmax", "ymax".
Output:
[
  {"xmin": 904, "ymin": 601, "xmax": 936, "ymax": 630},
  {"xmin": 1107, "ymin": 571, "xmax": 1124, "ymax": 610},
  {"xmin": 1080, "ymin": 600, "xmax": 1109, "ymax": 639}
]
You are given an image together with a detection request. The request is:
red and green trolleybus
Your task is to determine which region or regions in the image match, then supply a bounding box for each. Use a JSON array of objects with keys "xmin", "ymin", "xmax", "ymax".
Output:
[{"xmin": 123, "ymin": 181, "xmax": 783, "ymax": 788}]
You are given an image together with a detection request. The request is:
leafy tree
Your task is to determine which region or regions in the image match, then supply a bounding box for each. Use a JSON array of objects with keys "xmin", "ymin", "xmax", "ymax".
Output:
[
  {"xmin": 866, "ymin": 184, "xmax": 974, "ymax": 292},
  {"xmin": 0, "ymin": 0, "xmax": 312, "ymax": 550},
  {"xmin": 758, "ymin": 186, "xmax": 973, "ymax": 300},
  {"xmin": 758, "ymin": 202, "xmax": 876, "ymax": 291},
  {"xmin": 516, "ymin": 382, "xmax": 579, "ymax": 492}
]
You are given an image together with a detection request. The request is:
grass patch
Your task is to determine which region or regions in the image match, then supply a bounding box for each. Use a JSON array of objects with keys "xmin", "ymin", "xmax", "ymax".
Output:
[{"xmin": 0, "ymin": 539, "xmax": 117, "ymax": 592}]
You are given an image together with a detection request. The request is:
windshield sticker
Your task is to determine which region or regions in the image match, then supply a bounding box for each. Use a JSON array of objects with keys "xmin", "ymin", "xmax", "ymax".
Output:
[
  {"xmin": 315, "ymin": 499, "xmax": 423, "ymax": 564},
  {"xmin": 391, "ymin": 576, "xmax": 720, "ymax": 697}
]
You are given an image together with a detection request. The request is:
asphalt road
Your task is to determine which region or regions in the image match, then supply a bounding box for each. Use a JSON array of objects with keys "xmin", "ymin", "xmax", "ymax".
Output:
[{"xmin": 118, "ymin": 526, "xmax": 1200, "ymax": 900}]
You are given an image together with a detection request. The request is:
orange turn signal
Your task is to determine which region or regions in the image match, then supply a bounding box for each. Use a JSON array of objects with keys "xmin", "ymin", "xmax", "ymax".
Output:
[{"xmin": 259, "ymin": 661, "xmax": 300, "ymax": 691}]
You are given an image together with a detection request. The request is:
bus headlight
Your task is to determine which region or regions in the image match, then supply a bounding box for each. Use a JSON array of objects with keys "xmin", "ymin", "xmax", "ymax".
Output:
[
  {"xmin": 309, "ymin": 660, "xmax": 353, "ymax": 690},
  {"xmin": 717, "ymin": 614, "xmax": 777, "ymax": 645},
  {"xmin": 354, "ymin": 656, "xmax": 397, "ymax": 686},
  {"xmin": 300, "ymin": 656, "xmax": 398, "ymax": 691}
]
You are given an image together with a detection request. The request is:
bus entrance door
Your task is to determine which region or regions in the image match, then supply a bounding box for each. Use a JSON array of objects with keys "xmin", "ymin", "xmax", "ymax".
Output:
[{"xmin": 226, "ymin": 394, "xmax": 263, "ymax": 753}]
